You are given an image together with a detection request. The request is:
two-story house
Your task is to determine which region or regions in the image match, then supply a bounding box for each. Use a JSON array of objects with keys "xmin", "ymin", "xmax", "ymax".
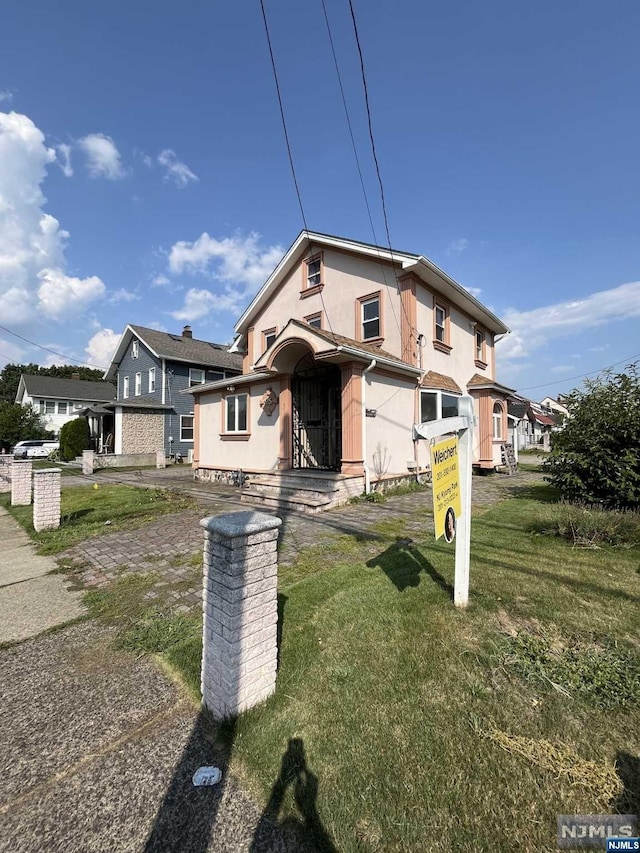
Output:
[
  {"xmin": 15, "ymin": 374, "xmax": 116, "ymax": 436},
  {"xmin": 104, "ymin": 324, "xmax": 242, "ymax": 459},
  {"xmin": 185, "ymin": 231, "xmax": 513, "ymax": 508}
]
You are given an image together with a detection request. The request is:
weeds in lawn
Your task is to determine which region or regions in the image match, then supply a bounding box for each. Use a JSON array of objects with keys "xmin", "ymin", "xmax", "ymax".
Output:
[
  {"xmin": 119, "ymin": 609, "xmax": 200, "ymax": 654},
  {"xmin": 529, "ymin": 501, "xmax": 640, "ymax": 548},
  {"xmin": 501, "ymin": 628, "xmax": 640, "ymax": 708}
]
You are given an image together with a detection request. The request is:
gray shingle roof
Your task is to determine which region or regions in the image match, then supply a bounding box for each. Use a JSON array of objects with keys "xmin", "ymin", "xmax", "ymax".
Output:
[
  {"xmin": 130, "ymin": 325, "xmax": 242, "ymax": 371},
  {"xmin": 21, "ymin": 375, "xmax": 115, "ymax": 402}
]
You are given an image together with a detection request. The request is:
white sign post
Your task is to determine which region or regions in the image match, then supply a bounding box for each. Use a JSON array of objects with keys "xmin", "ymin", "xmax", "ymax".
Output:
[{"xmin": 412, "ymin": 394, "xmax": 474, "ymax": 608}]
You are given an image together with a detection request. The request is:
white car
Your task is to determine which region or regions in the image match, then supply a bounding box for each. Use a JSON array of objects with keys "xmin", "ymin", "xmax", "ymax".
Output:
[{"xmin": 13, "ymin": 440, "xmax": 60, "ymax": 459}]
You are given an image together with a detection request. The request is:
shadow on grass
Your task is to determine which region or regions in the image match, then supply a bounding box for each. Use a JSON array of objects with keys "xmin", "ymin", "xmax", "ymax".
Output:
[
  {"xmin": 508, "ymin": 483, "xmax": 560, "ymax": 503},
  {"xmin": 612, "ymin": 751, "xmax": 640, "ymax": 815},
  {"xmin": 366, "ymin": 536, "xmax": 453, "ymax": 595},
  {"xmin": 251, "ymin": 738, "xmax": 337, "ymax": 853},
  {"xmin": 61, "ymin": 508, "xmax": 94, "ymax": 523}
]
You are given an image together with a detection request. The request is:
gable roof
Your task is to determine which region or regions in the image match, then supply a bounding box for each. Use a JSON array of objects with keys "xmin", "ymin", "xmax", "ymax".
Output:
[
  {"xmin": 104, "ymin": 324, "xmax": 243, "ymax": 380},
  {"xmin": 234, "ymin": 230, "xmax": 510, "ymax": 337},
  {"xmin": 17, "ymin": 374, "xmax": 115, "ymax": 403}
]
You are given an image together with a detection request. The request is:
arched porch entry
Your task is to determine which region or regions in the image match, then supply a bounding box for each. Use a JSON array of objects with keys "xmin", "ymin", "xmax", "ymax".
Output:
[{"xmin": 291, "ymin": 353, "xmax": 342, "ymax": 470}]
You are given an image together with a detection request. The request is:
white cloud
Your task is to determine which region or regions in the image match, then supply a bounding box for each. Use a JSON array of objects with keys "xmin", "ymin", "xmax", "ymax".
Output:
[
  {"xmin": 447, "ymin": 238, "xmax": 469, "ymax": 255},
  {"xmin": 38, "ymin": 268, "xmax": 106, "ymax": 319},
  {"xmin": 151, "ymin": 274, "xmax": 171, "ymax": 288},
  {"xmin": 497, "ymin": 281, "xmax": 640, "ymax": 362},
  {"xmin": 167, "ymin": 232, "xmax": 284, "ymax": 322},
  {"xmin": 56, "ymin": 143, "xmax": 73, "ymax": 177},
  {"xmin": 157, "ymin": 149, "xmax": 198, "ymax": 188},
  {"xmin": 463, "ymin": 285, "xmax": 482, "ymax": 297},
  {"xmin": 78, "ymin": 133, "xmax": 125, "ymax": 180},
  {"xmin": 108, "ymin": 288, "xmax": 140, "ymax": 303},
  {"xmin": 0, "ymin": 90, "xmax": 14, "ymax": 104},
  {"xmin": 0, "ymin": 111, "xmax": 106, "ymax": 324},
  {"xmin": 85, "ymin": 328, "xmax": 120, "ymax": 369}
]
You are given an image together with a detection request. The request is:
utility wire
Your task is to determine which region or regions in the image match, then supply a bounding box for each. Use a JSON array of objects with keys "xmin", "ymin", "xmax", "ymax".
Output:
[
  {"xmin": 516, "ymin": 351, "xmax": 640, "ymax": 392},
  {"xmin": 0, "ymin": 324, "xmax": 104, "ymax": 370}
]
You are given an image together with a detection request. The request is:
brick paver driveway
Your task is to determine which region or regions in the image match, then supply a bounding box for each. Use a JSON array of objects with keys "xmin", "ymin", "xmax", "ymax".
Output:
[{"xmin": 60, "ymin": 466, "xmax": 545, "ymax": 611}]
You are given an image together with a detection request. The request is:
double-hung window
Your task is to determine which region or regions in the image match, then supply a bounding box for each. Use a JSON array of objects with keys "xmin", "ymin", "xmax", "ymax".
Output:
[
  {"xmin": 435, "ymin": 305, "xmax": 446, "ymax": 343},
  {"xmin": 262, "ymin": 329, "xmax": 277, "ymax": 353},
  {"xmin": 180, "ymin": 414, "xmax": 194, "ymax": 442},
  {"xmin": 475, "ymin": 330, "xmax": 485, "ymax": 362},
  {"xmin": 123, "ymin": 376, "xmax": 130, "ymax": 399},
  {"xmin": 306, "ymin": 256, "xmax": 321, "ymax": 288},
  {"xmin": 149, "ymin": 368, "xmax": 156, "ymax": 393},
  {"xmin": 57, "ymin": 402, "xmax": 68, "ymax": 415},
  {"xmin": 135, "ymin": 372, "xmax": 142, "ymax": 396},
  {"xmin": 226, "ymin": 393, "xmax": 248, "ymax": 433},
  {"xmin": 132, "ymin": 340, "xmax": 139, "ymax": 359},
  {"xmin": 493, "ymin": 402, "xmax": 503, "ymax": 439},
  {"xmin": 305, "ymin": 313, "xmax": 322, "ymax": 329},
  {"xmin": 189, "ymin": 368, "xmax": 205, "ymax": 387},
  {"xmin": 361, "ymin": 295, "xmax": 380, "ymax": 341},
  {"xmin": 44, "ymin": 400, "xmax": 55, "ymax": 414}
]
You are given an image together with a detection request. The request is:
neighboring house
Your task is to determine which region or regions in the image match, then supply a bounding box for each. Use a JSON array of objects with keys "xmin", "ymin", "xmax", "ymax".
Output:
[
  {"xmin": 184, "ymin": 231, "xmax": 514, "ymax": 501},
  {"xmin": 104, "ymin": 324, "xmax": 242, "ymax": 459},
  {"xmin": 540, "ymin": 395, "xmax": 569, "ymax": 420},
  {"xmin": 508, "ymin": 395, "xmax": 556, "ymax": 450},
  {"xmin": 15, "ymin": 374, "xmax": 115, "ymax": 437}
]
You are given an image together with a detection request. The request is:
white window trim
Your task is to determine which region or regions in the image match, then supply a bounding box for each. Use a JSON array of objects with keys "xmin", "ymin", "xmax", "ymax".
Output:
[
  {"xmin": 123, "ymin": 376, "xmax": 130, "ymax": 399},
  {"xmin": 419, "ymin": 389, "xmax": 461, "ymax": 423},
  {"xmin": 226, "ymin": 392, "xmax": 249, "ymax": 433},
  {"xmin": 189, "ymin": 367, "xmax": 206, "ymax": 387},
  {"xmin": 493, "ymin": 403, "xmax": 504, "ymax": 440},
  {"xmin": 149, "ymin": 367, "xmax": 156, "ymax": 393},
  {"xmin": 180, "ymin": 414, "xmax": 194, "ymax": 442},
  {"xmin": 135, "ymin": 372, "xmax": 142, "ymax": 396},
  {"xmin": 361, "ymin": 296, "xmax": 380, "ymax": 341},
  {"xmin": 435, "ymin": 305, "xmax": 446, "ymax": 343},
  {"xmin": 132, "ymin": 340, "xmax": 139, "ymax": 359}
]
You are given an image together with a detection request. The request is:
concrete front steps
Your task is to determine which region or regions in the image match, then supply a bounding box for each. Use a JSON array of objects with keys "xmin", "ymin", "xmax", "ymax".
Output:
[{"xmin": 240, "ymin": 470, "xmax": 365, "ymax": 514}]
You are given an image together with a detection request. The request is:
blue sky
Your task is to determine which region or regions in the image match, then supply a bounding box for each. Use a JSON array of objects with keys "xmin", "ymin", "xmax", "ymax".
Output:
[{"xmin": 1, "ymin": 0, "xmax": 639, "ymax": 398}]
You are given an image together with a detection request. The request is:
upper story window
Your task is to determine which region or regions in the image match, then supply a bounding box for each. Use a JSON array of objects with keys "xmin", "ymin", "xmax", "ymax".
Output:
[
  {"xmin": 493, "ymin": 402, "xmax": 504, "ymax": 439},
  {"xmin": 57, "ymin": 402, "xmax": 68, "ymax": 415},
  {"xmin": 433, "ymin": 302, "xmax": 451, "ymax": 352},
  {"xmin": 475, "ymin": 329, "xmax": 487, "ymax": 366},
  {"xmin": 208, "ymin": 370, "xmax": 224, "ymax": 382},
  {"xmin": 226, "ymin": 393, "xmax": 248, "ymax": 433},
  {"xmin": 180, "ymin": 414, "xmax": 194, "ymax": 442},
  {"xmin": 189, "ymin": 368, "xmax": 206, "ymax": 387},
  {"xmin": 123, "ymin": 376, "xmax": 130, "ymax": 398},
  {"xmin": 149, "ymin": 368, "xmax": 156, "ymax": 393},
  {"xmin": 43, "ymin": 400, "xmax": 55, "ymax": 414},
  {"xmin": 305, "ymin": 312, "xmax": 322, "ymax": 329},
  {"xmin": 262, "ymin": 329, "xmax": 277, "ymax": 353},
  {"xmin": 360, "ymin": 294, "xmax": 381, "ymax": 341},
  {"xmin": 306, "ymin": 256, "xmax": 321, "ymax": 288},
  {"xmin": 132, "ymin": 340, "xmax": 139, "ymax": 359},
  {"xmin": 135, "ymin": 372, "xmax": 142, "ymax": 396}
]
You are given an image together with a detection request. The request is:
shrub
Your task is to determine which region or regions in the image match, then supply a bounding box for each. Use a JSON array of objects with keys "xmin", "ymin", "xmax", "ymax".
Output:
[
  {"xmin": 529, "ymin": 502, "xmax": 640, "ymax": 547},
  {"xmin": 59, "ymin": 417, "xmax": 91, "ymax": 461},
  {"xmin": 543, "ymin": 363, "xmax": 640, "ymax": 508}
]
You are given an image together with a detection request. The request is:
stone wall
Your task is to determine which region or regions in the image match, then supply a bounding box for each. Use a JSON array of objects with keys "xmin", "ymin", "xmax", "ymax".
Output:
[
  {"xmin": 121, "ymin": 410, "xmax": 164, "ymax": 454},
  {"xmin": 11, "ymin": 461, "xmax": 32, "ymax": 506},
  {"xmin": 0, "ymin": 456, "xmax": 11, "ymax": 494}
]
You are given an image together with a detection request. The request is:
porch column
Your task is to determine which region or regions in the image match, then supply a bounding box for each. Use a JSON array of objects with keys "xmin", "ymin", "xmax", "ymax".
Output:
[
  {"xmin": 477, "ymin": 390, "xmax": 494, "ymax": 469},
  {"xmin": 340, "ymin": 363, "xmax": 364, "ymax": 475},
  {"xmin": 278, "ymin": 375, "xmax": 292, "ymax": 470}
]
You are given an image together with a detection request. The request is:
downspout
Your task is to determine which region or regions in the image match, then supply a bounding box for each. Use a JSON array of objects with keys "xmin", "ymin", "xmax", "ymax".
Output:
[{"xmin": 362, "ymin": 358, "xmax": 376, "ymax": 494}]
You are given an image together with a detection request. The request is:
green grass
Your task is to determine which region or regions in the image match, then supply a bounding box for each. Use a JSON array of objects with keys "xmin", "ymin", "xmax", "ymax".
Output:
[
  {"xmin": 0, "ymin": 484, "xmax": 194, "ymax": 554},
  {"xmin": 191, "ymin": 485, "xmax": 639, "ymax": 852}
]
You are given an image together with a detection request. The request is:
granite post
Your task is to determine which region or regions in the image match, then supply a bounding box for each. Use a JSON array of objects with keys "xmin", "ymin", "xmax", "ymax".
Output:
[
  {"xmin": 33, "ymin": 468, "xmax": 62, "ymax": 532},
  {"xmin": 156, "ymin": 449, "xmax": 166, "ymax": 469},
  {"xmin": 11, "ymin": 460, "xmax": 32, "ymax": 506},
  {"xmin": 82, "ymin": 450, "xmax": 95, "ymax": 476},
  {"xmin": 200, "ymin": 510, "xmax": 282, "ymax": 719}
]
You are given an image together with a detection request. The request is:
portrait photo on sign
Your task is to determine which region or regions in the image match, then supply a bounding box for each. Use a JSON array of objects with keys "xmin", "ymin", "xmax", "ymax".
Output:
[{"xmin": 444, "ymin": 507, "xmax": 456, "ymax": 543}]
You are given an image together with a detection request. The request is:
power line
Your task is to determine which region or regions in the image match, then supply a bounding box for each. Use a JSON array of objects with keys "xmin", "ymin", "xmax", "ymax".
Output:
[
  {"xmin": 0, "ymin": 324, "xmax": 104, "ymax": 370},
  {"xmin": 517, "ymin": 351, "xmax": 640, "ymax": 392}
]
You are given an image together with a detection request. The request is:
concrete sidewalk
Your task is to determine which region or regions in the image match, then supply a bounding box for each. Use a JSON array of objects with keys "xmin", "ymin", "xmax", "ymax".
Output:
[{"xmin": 0, "ymin": 506, "xmax": 84, "ymax": 644}]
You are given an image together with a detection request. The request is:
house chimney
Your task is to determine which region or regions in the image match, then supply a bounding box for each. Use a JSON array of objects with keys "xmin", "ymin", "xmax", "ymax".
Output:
[
  {"xmin": 71, "ymin": 372, "xmax": 80, "ymax": 380},
  {"xmin": 182, "ymin": 325, "xmax": 192, "ymax": 339}
]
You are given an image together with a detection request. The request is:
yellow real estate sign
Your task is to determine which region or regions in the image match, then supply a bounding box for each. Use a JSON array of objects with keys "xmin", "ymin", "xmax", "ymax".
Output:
[{"xmin": 430, "ymin": 436, "xmax": 462, "ymax": 542}]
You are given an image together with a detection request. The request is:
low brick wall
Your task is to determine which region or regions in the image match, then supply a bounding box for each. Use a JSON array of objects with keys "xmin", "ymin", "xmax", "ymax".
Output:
[
  {"xmin": 0, "ymin": 456, "xmax": 11, "ymax": 494},
  {"xmin": 11, "ymin": 460, "xmax": 32, "ymax": 506},
  {"xmin": 33, "ymin": 468, "xmax": 61, "ymax": 532},
  {"xmin": 83, "ymin": 451, "xmax": 167, "ymax": 473}
]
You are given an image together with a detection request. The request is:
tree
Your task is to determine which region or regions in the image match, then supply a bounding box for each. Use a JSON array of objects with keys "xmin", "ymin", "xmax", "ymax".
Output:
[
  {"xmin": 544, "ymin": 363, "xmax": 640, "ymax": 508},
  {"xmin": 0, "ymin": 402, "xmax": 52, "ymax": 451},
  {"xmin": 0, "ymin": 363, "xmax": 104, "ymax": 404},
  {"xmin": 59, "ymin": 417, "xmax": 91, "ymax": 461}
]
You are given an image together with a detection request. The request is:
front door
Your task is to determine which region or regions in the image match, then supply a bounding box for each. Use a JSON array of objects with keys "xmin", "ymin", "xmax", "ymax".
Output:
[{"xmin": 291, "ymin": 355, "xmax": 341, "ymax": 470}]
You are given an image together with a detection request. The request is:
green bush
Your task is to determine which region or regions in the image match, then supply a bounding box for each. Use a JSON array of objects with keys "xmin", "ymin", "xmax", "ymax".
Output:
[
  {"xmin": 529, "ymin": 502, "xmax": 640, "ymax": 547},
  {"xmin": 543, "ymin": 363, "xmax": 640, "ymax": 508},
  {"xmin": 59, "ymin": 417, "xmax": 91, "ymax": 461}
]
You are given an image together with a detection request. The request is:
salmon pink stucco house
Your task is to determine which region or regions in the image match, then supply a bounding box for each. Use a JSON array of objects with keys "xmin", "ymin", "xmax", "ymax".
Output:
[{"xmin": 184, "ymin": 232, "xmax": 513, "ymax": 510}]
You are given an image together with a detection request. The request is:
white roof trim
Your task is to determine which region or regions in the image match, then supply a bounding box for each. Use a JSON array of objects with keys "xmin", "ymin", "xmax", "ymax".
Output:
[{"xmin": 104, "ymin": 325, "xmax": 160, "ymax": 380}]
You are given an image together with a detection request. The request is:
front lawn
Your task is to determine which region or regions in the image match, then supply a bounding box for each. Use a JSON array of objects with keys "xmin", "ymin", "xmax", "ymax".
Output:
[
  {"xmin": 208, "ymin": 486, "xmax": 639, "ymax": 851},
  {"xmin": 0, "ymin": 484, "xmax": 194, "ymax": 554}
]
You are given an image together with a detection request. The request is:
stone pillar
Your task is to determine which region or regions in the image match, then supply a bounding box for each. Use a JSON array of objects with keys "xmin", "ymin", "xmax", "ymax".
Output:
[
  {"xmin": 340, "ymin": 362, "xmax": 364, "ymax": 475},
  {"xmin": 200, "ymin": 510, "xmax": 282, "ymax": 719},
  {"xmin": 33, "ymin": 468, "xmax": 61, "ymax": 532},
  {"xmin": 82, "ymin": 450, "xmax": 95, "ymax": 476},
  {"xmin": 11, "ymin": 460, "xmax": 32, "ymax": 506},
  {"xmin": 0, "ymin": 456, "xmax": 11, "ymax": 494},
  {"xmin": 156, "ymin": 449, "xmax": 166, "ymax": 469}
]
